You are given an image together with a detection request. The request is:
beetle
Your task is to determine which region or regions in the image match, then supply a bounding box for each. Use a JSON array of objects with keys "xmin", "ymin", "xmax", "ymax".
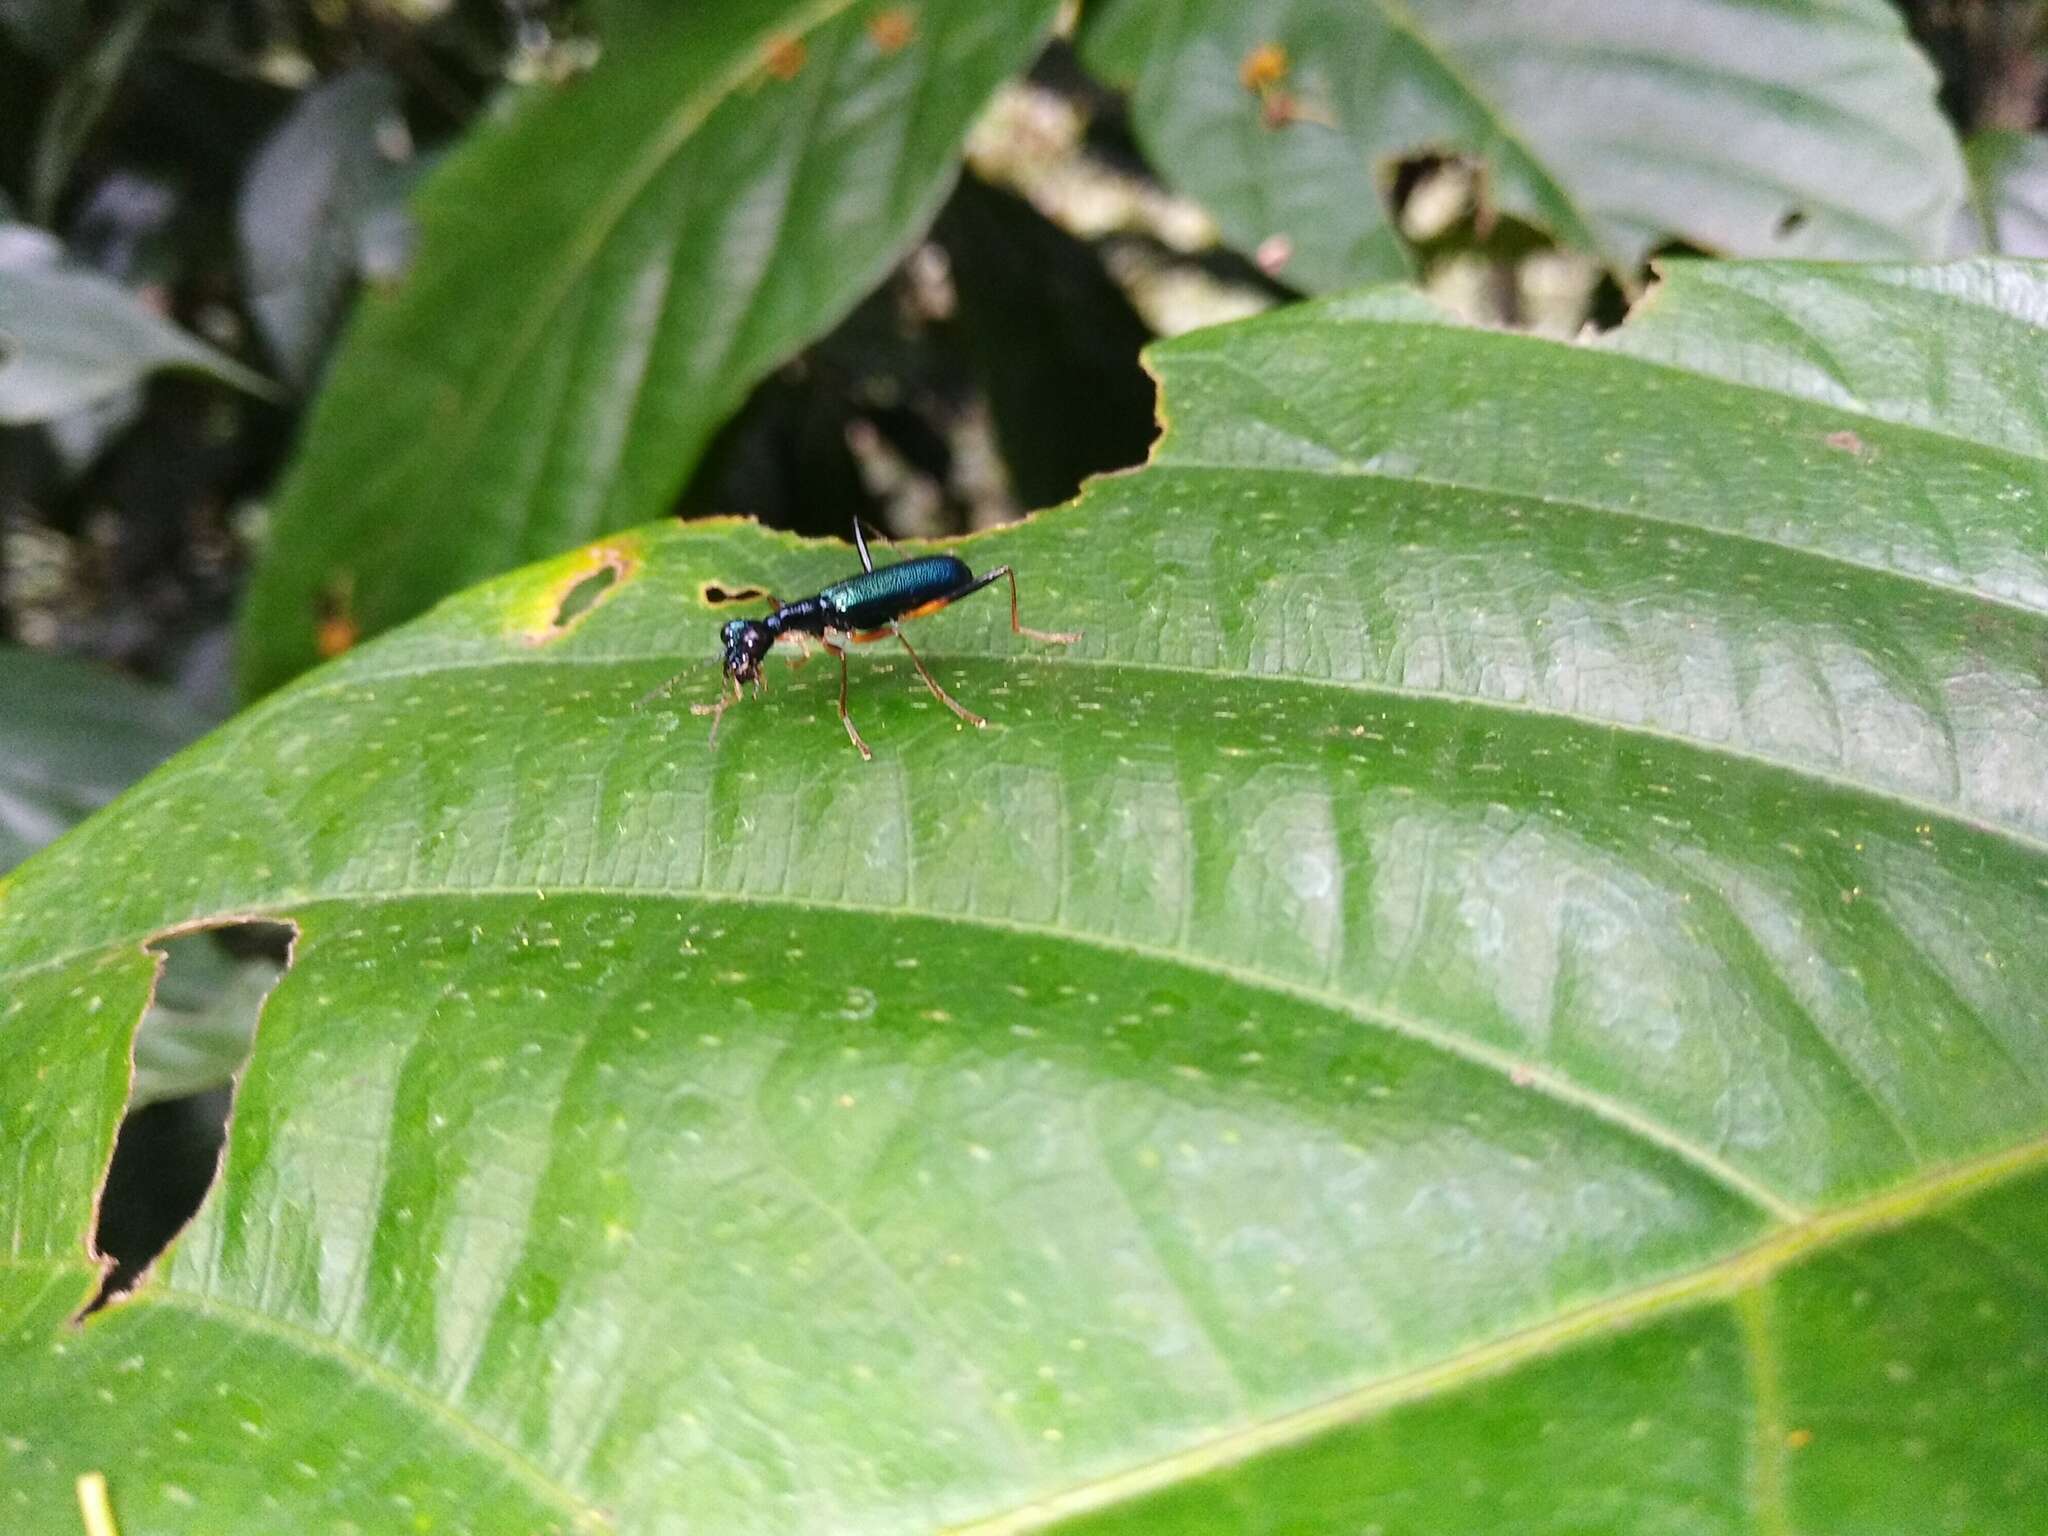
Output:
[{"xmin": 656, "ymin": 519, "xmax": 1078, "ymax": 760}]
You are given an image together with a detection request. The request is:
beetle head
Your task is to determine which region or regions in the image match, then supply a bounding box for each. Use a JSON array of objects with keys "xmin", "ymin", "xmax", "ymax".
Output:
[{"xmin": 719, "ymin": 618, "xmax": 774, "ymax": 685}]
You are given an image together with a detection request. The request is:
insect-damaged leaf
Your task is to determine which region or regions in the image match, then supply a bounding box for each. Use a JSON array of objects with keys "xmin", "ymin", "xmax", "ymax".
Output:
[
  {"xmin": 236, "ymin": 0, "xmax": 1062, "ymax": 698},
  {"xmin": 1080, "ymin": 0, "xmax": 1965, "ymax": 291},
  {"xmin": 3, "ymin": 260, "xmax": 2046, "ymax": 1531}
]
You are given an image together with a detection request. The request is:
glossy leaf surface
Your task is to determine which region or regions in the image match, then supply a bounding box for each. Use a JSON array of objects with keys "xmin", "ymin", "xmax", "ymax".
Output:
[
  {"xmin": 236, "ymin": 0, "xmax": 1061, "ymax": 697},
  {"xmin": 4, "ymin": 262, "xmax": 2048, "ymax": 1532},
  {"xmin": 1081, "ymin": 0, "xmax": 1965, "ymax": 291}
]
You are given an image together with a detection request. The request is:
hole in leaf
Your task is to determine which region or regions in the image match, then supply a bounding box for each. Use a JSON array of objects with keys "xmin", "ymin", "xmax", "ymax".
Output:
[
  {"xmin": 552, "ymin": 565, "xmax": 618, "ymax": 628},
  {"xmin": 1776, "ymin": 208, "xmax": 1809, "ymax": 238},
  {"xmin": 701, "ymin": 583, "xmax": 769, "ymax": 607},
  {"xmin": 86, "ymin": 921, "xmax": 292, "ymax": 1313}
]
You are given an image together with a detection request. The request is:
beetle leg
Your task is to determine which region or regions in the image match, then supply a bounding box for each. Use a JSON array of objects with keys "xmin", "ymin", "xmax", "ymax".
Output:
[
  {"xmin": 994, "ymin": 565, "xmax": 1080, "ymax": 645},
  {"xmin": 894, "ymin": 626, "xmax": 986, "ymax": 729},
  {"xmin": 689, "ymin": 673, "xmax": 740, "ymax": 745},
  {"xmin": 822, "ymin": 636, "xmax": 872, "ymax": 760},
  {"xmin": 944, "ymin": 565, "xmax": 1081, "ymax": 645}
]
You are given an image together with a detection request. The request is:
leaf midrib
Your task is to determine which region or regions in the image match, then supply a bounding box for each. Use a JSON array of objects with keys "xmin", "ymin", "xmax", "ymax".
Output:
[{"xmin": 225, "ymin": 643, "xmax": 2048, "ymax": 862}]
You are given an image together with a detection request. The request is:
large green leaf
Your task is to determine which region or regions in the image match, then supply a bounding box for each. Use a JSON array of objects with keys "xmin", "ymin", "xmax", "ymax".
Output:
[
  {"xmin": 5, "ymin": 260, "xmax": 2047, "ymax": 1531},
  {"xmin": 236, "ymin": 0, "xmax": 1061, "ymax": 698},
  {"xmin": 1081, "ymin": 0, "xmax": 1966, "ymax": 292}
]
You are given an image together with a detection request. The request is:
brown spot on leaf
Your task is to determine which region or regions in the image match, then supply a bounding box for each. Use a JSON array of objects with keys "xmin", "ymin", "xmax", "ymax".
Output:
[
  {"xmin": 1825, "ymin": 429, "xmax": 1870, "ymax": 459},
  {"xmin": 764, "ymin": 33, "xmax": 807, "ymax": 80},
  {"xmin": 315, "ymin": 575, "xmax": 358, "ymax": 659},
  {"xmin": 1785, "ymin": 1428, "xmax": 1813, "ymax": 1450},
  {"xmin": 1240, "ymin": 43, "xmax": 1289, "ymax": 92},
  {"xmin": 867, "ymin": 7, "xmax": 915, "ymax": 53}
]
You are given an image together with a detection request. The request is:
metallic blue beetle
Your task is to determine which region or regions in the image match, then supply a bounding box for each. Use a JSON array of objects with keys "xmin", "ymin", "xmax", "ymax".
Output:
[{"xmin": 678, "ymin": 520, "xmax": 1077, "ymax": 760}]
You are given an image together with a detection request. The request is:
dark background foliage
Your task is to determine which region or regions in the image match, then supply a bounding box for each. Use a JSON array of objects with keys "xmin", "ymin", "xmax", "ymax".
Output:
[{"xmin": 13, "ymin": 0, "xmax": 2024, "ymax": 702}]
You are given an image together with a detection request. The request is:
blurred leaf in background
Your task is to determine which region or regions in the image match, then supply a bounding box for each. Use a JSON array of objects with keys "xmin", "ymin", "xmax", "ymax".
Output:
[
  {"xmin": 0, "ymin": 642, "xmax": 209, "ymax": 870},
  {"xmin": 0, "ymin": 221, "xmax": 271, "ymax": 424},
  {"xmin": 1957, "ymin": 128, "xmax": 2048, "ymax": 254},
  {"xmin": 26, "ymin": 0, "xmax": 164, "ymax": 225},
  {"xmin": 1080, "ymin": 0, "xmax": 1967, "ymax": 292},
  {"xmin": 237, "ymin": 66, "xmax": 410, "ymax": 389},
  {"xmin": 0, "ymin": 0, "xmax": 85, "ymax": 63}
]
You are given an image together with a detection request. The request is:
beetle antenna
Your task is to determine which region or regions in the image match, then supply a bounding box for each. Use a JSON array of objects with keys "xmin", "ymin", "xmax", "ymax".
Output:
[
  {"xmin": 636, "ymin": 671, "xmax": 687, "ymax": 710},
  {"xmin": 852, "ymin": 515, "xmax": 906, "ymax": 573}
]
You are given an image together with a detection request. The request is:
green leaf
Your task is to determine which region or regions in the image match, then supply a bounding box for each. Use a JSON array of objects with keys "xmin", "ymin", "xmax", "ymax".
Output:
[
  {"xmin": 1080, "ymin": 0, "xmax": 1966, "ymax": 292},
  {"xmin": 5, "ymin": 260, "xmax": 2048, "ymax": 1530},
  {"xmin": 236, "ymin": 0, "xmax": 1063, "ymax": 698},
  {"xmin": 0, "ymin": 224, "xmax": 274, "ymax": 423},
  {"xmin": 0, "ymin": 644, "xmax": 210, "ymax": 872},
  {"xmin": 1957, "ymin": 130, "xmax": 2048, "ymax": 256}
]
